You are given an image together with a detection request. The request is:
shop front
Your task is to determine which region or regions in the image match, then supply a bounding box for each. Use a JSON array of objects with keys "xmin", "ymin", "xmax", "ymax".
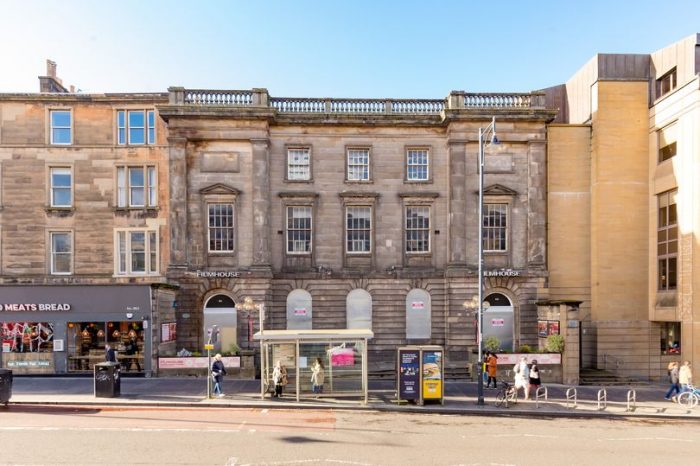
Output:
[{"xmin": 0, "ymin": 285, "xmax": 153, "ymax": 375}]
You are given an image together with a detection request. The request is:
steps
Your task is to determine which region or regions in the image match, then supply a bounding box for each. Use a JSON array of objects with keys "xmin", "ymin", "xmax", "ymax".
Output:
[{"xmin": 579, "ymin": 368, "xmax": 642, "ymax": 386}]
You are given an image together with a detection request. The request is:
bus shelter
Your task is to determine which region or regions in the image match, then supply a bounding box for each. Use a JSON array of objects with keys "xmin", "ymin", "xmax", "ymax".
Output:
[{"xmin": 253, "ymin": 329, "xmax": 374, "ymax": 403}]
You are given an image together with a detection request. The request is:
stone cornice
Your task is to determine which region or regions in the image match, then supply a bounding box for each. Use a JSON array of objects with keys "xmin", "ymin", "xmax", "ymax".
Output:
[
  {"xmin": 338, "ymin": 191, "xmax": 381, "ymax": 199},
  {"xmin": 199, "ymin": 183, "xmax": 241, "ymax": 196},
  {"xmin": 0, "ymin": 93, "xmax": 168, "ymax": 103},
  {"xmin": 277, "ymin": 191, "xmax": 320, "ymax": 199},
  {"xmin": 398, "ymin": 192, "xmax": 440, "ymax": 199}
]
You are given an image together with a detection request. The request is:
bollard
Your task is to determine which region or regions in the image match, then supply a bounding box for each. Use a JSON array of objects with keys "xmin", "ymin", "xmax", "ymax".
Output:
[
  {"xmin": 535, "ymin": 386, "xmax": 548, "ymax": 408},
  {"xmin": 565, "ymin": 387, "xmax": 577, "ymax": 409},
  {"xmin": 597, "ymin": 388, "xmax": 607, "ymax": 410},
  {"xmin": 626, "ymin": 389, "xmax": 636, "ymax": 412}
]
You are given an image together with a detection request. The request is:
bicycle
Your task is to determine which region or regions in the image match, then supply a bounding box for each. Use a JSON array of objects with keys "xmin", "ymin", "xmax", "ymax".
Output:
[
  {"xmin": 495, "ymin": 381, "xmax": 518, "ymax": 408},
  {"xmin": 677, "ymin": 385, "xmax": 700, "ymax": 408}
]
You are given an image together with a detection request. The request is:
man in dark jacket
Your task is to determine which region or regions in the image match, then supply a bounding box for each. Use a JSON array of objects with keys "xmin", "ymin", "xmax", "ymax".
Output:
[
  {"xmin": 665, "ymin": 361, "xmax": 680, "ymax": 401},
  {"xmin": 105, "ymin": 344, "xmax": 116, "ymax": 363},
  {"xmin": 212, "ymin": 354, "xmax": 227, "ymax": 397}
]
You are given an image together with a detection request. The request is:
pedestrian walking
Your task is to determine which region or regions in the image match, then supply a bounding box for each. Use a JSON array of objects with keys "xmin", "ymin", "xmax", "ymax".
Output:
[
  {"xmin": 513, "ymin": 356, "xmax": 530, "ymax": 400},
  {"xmin": 486, "ymin": 352, "xmax": 498, "ymax": 388},
  {"xmin": 272, "ymin": 361, "xmax": 288, "ymax": 398},
  {"xmin": 211, "ymin": 353, "xmax": 226, "ymax": 397},
  {"xmin": 123, "ymin": 337, "xmax": 141, "ymax": 372},
  {"xmin": 528, "ymin": 360, "xmax": 541, "ymax": 398},
  {"xmin": 482, "ymin": 352, "xmax": 490, "ymax": 385},
  {"xmin": 679, "ymin": 360, "xmax": 693, "ymax": 392},
  {"xmin": 665, "ymin": 361, "xmax": 681, "ymax": 401},
  {"xmin": 311, "ymin": 357, "xmax": 325, "ymax": 395}
]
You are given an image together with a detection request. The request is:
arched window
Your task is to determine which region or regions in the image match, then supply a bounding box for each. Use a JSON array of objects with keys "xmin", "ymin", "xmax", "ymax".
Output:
[
  {"xmin": 405, "ymin": 288, "xmax": 431, "ymax": 339},
  {"xmin": 483, "ymin": 292, "xmax": 514, "ymax": 351},
  {"xmin": 286, "ymin": 289, "xmax": 312, "ymax": 330},
  {"xmin": 346, "ymin": 289, "xmax": 372, "ymax": 330},
  {"xmin": 203, "ymin": 294, "xmax": 237, "ymax": 354}
]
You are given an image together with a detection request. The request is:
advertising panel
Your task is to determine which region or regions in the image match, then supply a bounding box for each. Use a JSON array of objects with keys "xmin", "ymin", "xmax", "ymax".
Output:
[
  {"xmin": 398, "ymin": 349, "xmax": 420, "ymax": 401},
  {"xmin": 422, "ymin": 350, "xmax": 442, "ymax": 400}
]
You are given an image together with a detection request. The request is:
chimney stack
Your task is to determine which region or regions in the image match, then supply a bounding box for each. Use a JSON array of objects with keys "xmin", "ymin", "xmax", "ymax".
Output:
[{"xmin": 39, "ymin": 59, "xmax": 68, "ymax": 93}]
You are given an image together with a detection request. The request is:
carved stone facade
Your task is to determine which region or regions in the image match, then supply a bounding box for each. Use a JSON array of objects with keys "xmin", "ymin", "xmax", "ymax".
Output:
[{"xmin": 159, "ymin": 89, "xmax": 555, "ymax": 371}]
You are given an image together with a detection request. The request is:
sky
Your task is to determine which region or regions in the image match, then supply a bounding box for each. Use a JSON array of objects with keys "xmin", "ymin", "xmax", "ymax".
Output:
[{"xmin": 1, "ymin": 0, "xmax": 699, "ymax": 98}]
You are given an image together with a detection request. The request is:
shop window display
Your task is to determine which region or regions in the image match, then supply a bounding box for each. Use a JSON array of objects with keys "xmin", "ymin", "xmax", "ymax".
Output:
[
  {"xmin": 1, "ymin": 322, "xmax": 54, "ymax": 353},
  {"xmin": 67, "ymin": 321, "xmax": 144, "ymax": 372}
]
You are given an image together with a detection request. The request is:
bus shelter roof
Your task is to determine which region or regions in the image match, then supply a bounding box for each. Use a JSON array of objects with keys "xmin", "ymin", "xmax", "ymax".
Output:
[{"xmin": 253, "ymin": 329, "xmax": 374, "ymax": 341}]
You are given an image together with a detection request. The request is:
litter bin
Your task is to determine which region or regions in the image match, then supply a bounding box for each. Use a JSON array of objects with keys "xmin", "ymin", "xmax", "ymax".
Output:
[
  {"xmin": 94, "ymin": 362, "xmax": 120, "ymax": 398},
  {"xmin": 0, "ymin": 369, "xmax": 12, "ymax": 406}
]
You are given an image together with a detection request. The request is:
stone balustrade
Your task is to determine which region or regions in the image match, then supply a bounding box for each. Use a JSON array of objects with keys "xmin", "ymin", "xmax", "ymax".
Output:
[{"xmin": 168, "ymin": 87, "xmax": 545, "ymax": 113}]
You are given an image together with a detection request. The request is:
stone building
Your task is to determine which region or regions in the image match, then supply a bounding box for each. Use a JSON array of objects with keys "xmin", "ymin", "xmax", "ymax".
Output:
[
  {"xmin": 546, "ymin": 33, "xmax": 700, "ymax": 381},
  {"xmin": 0, "ymin": 63, "xmax": 175, "ymax": 375},
  {"xmin": 159, "ymin": 88, "xmax": 555, "ymax": 372}
]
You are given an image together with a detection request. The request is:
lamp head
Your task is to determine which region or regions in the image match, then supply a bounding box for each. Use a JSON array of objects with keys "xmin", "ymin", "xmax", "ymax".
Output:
[{"xmin": 489, "ymin": 133, "xmax": 500, "ymax": 145}]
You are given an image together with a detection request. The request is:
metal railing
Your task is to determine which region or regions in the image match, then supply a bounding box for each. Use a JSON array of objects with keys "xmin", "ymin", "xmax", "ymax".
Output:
[
  {"xmin": 565, "ymin": 387, "xmax": 577, "ymax": 409},
  {"xmin": 597, "ymin": 388, "xmax": 607, "ymax": 410},
  {"xmin": 535, "ymin": 386, "xmax": 548, "ymax": 408},
  {"xmin": 626, "ymin": 389, "xmax": 636, "ymax": 412}
]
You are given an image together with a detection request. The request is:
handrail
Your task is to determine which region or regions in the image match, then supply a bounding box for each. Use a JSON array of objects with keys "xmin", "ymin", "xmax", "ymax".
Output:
[
  {"xmin": 565, "ymin": 387, "xmax": 577, "ymax": 409},
  {"xmin": 603, "ymin": 354, "xmax": 622, "ymax": 372},
  {"xmin": 535, "ymin": 386, "xmax": 548, "ymax": 408},
  {"xmin": 597, "ymin": 388, "xmax": 607, "ymax": 410},
  {"xmin": 626, "ymin": 389, "xmax": 636, "ymax": 412}
]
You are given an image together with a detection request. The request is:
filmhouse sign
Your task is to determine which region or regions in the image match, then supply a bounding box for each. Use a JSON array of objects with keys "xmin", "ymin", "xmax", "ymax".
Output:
[
  {"xmin": 484, "ymin": 269, "xmax": 521, "ymax": 277},
  {"xmin": 0, "ymin": 303, "xmax": 71, "ymax": 311}
]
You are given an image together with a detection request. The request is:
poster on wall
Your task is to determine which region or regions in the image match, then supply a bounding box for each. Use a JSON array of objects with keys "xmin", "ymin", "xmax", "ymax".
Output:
[
  {"xmin": 398, "ymin": 349, "xmax": 420, "ymax": 401},
  {"xmin": 161, "ymin": 322, "xmax": 177, "ymax": 343},
  {"xmin": 422, "ymin": 350, "xmax": 443, "ymax": 400},
  {"xmin": 547, "ymin": 321, "xmax": 560, "ymax": 336},
  {"xmin": 538, "ymin": 321, "xmax": 548, "ymax": 338}
]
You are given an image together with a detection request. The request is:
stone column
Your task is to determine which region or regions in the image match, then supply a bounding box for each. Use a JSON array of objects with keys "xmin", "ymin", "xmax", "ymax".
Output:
[
  {"xmin": 447, "ymin": 141, "xmax": 467, "ymax": 269},
  {"xmin": 527, "ymin": 140, "xmax": 547, "ymax": 268},
  {"xmin": 250, "ymin": 138, "xmax": 272, "ymax": 269},
  {"xmin": 168, "ymin": 136, "xmax": 188, "ymax": 269}
]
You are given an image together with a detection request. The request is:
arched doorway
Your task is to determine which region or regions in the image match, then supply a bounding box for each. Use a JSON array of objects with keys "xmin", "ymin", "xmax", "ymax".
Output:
[
  {"xmin": 203, "ymin": 294, "xmax": 237, "ymax": 354},
  {"xmin": 483, "ymin": 292, "xmax": 514, "ymax": 351}
]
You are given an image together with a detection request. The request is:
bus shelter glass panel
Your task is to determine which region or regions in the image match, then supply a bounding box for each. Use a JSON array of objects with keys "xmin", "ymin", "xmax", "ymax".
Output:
[
  {"xmin": 299, "ymin": 340, "xmax": 364, "ymax": 395},
  {"xmin": 266, "ymin": 343, "xmax": 297, "ymax": 396}
]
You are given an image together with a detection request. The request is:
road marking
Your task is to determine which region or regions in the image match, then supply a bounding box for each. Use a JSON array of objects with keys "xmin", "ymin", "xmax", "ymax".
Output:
[
  {"xmin": 0, "ymin": 426, "xmax": 242, "ymax": 434},
  {"xmin": 261, "ymin": 409, "xmax": 269, "ymax": 414},
  {"xmin": 598, "ymin": 437, "xmax": 694, "ymax": 443}
]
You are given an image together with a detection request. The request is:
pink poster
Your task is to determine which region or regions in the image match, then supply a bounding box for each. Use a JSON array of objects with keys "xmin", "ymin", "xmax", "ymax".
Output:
[{"xmin": 330, "ymin": 348, "xmax": 355, "ymax": 366}]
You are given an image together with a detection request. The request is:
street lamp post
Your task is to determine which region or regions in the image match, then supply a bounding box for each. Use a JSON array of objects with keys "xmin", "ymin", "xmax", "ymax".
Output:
[
  {"xmin": 472, "ymin": 117, "xmax": 499, "ymax": 405},
  {"xmin": 236, "ymin": 296, "xmax": 265, "ymax": 349}
]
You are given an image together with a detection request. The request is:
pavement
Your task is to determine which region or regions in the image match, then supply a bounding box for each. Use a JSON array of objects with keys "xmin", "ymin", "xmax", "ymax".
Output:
[{"xmin": 3, "ymin": 376, "xmax": 699, "ymax": 420}]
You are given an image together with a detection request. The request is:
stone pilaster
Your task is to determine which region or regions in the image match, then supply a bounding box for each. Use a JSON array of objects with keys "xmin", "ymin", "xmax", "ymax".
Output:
[
  {"xmin": 168, "ymin": 136, "xmax": 188, "ymax": 269},
  {"xmin": 447, "ymin": 141, "xmax": 467, "ymax": 269},
  {"xmin": 250, "ymin": 138, "xmax": 271, "ymax": 269},
  {"xmin": 527, "ymin": 140, "xmax": 547, "ymax": 268}
]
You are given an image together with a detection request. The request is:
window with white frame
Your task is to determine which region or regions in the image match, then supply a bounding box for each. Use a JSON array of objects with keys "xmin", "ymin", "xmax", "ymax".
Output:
[
  {"xmin": 50, "ymin": 167, "xmax": 72, "ymax": 207},
  {"xmin": 117, "ymin": 110, "xmax": 156, "ymax": 145},
  {"xmin": 208, "ymin": 203, "xmax": 234, "ymax": 252},
  {"xmin": 115, "ymin": 229, "xmax": 158, "ymax": 275},
  {"xmin": 50, "ymin": 231, "xmax": 72, "ymax": 275},
  {"xmin": 483, "ymin": 204, "xmax": 507, "ymax": 251},
  {"xmin": 406, "ymin": 149, "xmax": 429, "ymax": 181},
  {"xmin": 116, "ymin": 166, "xmax": 157, "ymax": 208},
  {"xmin": 346, "ymin": 206, "xmax": 372, "ymax": 253},
  {"xmin": 50, "ymin": 110, "xmax": 72, "ymax": 145},
  {"xmin": 405, "ymin": 206, "xmax": 430, "ymax": 253},
  {"xmin": 287, "ymin": 148, "xmax": 311, "ymax": 180},
  {"xmin": 658, "ymin": 190, "xmax": 677, "ymax": 291},
  {"xmin": 347, "ymin": 148, "xmax": 370, "ymax": 181},
  {"xmin": 287, "ymin": 206, "xmax": 312, "ymax": 254}
]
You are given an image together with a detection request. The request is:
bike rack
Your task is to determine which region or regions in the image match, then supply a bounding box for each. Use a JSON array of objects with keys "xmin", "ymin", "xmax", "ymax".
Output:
[
  {"xmin": 535, "ymin": 386, "xmax": 548, "ymax": 408},
  {"xmin": 626, "ymin": 389, "xmax": 636, "ymax": 412},
  {"xmin": 565, "ymin": 387, "xmax": 577, "ymax": 409},
  {"xmin": 597, "ymin": 388, "xmax": 607, "ymax": 410}
]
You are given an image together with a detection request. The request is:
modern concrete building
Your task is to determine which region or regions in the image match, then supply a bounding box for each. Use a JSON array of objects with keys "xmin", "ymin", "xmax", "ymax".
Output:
[{"xmin": 546, "ymin": 33, "xmax": 700, "ymax": 381}]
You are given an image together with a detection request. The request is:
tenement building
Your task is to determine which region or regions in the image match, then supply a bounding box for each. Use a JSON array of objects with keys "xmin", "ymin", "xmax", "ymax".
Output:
[
  {"xmin": 0, "ymin": 62, "xmax": 176, "ymax": 375},
  {"xmin": 546, "ymin": 33, "xmax": 700, "ymax": 381}
]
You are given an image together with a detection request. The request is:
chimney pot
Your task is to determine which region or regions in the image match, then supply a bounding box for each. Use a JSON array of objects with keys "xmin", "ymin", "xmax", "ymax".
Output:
[{"xmin": 46, "ymin": 59, "xmax": 57, "ymax": 78}]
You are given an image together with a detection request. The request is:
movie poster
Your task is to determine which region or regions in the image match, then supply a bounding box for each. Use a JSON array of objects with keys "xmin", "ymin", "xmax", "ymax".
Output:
[{"xmin": 398, "ymin": 349, "xmax": 420, "ymax": 401}]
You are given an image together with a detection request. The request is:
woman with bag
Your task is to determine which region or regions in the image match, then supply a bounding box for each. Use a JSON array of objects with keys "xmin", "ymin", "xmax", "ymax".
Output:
[
  {"xmin": 272, "ymin": 360, "xmax": 288, "ymax": 398},
  {"xmin": 528, "ymin": 360, "xmax": 541, "ymax": 398},
  {"xmin": 311, "ymin": 358, "xmax": 325, "ymax": 395}
]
